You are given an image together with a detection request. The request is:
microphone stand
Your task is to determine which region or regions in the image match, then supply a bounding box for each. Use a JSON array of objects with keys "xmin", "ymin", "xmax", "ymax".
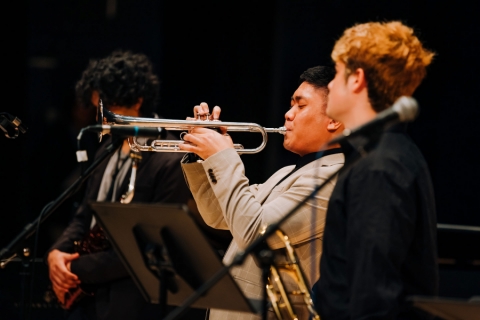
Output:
[
  {"xmin": 163, "ymin": 138, "xmax": 368, "ymax": 320},
  {"xmin": 0, "ymin": 137, "xmax": 123, "ymax": 261}
]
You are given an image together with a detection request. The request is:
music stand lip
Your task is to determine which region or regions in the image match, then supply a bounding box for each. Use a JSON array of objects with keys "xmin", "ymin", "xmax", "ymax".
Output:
[
  {"xmin": 408, "ymin": 295, "xmax": 480, "ymax": 320},
  {"xmin": 89, "ymin": 201, "xmax": 260, "ymax": 314}
]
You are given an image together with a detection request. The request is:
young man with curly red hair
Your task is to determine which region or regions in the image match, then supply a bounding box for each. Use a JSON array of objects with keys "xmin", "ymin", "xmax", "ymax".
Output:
[{"xmin": 313, "ymin": 21, "xmax": 437, "ymax": 319}]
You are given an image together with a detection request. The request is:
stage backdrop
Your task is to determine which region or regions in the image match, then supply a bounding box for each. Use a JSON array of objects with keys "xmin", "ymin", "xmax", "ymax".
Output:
[{"xmin": 1, "ymin": 1, "xmax": 479, "ymax": 317}]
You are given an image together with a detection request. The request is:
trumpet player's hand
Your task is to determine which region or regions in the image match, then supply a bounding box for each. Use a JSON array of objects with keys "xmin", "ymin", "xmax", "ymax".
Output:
[
  {"xmin": 47, "ymin": 250, "xmax": 81, "ymax": 301},
  {"xmin": 181, "ymin": 102, "xmax": 231, "ymax": 159},
  {"xmin": 180, "ymin": 127, "xmax": 233, "ymax": 160},
  {"xmin": 187, "ymin": 102, "xmax": 227, "ymax": 134},
  {"xmin": 188, "ymin": 102, "xmax": 222, "ymax": 121}
]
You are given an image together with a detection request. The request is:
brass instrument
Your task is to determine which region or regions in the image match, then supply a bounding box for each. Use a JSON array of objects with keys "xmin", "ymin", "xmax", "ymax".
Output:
[
  {"xmin": 97, "ymin": 100, "xmax": 286, "ymax": 154},
  {"xmin": 120, "ymin": 152, "xmax": 142, "ymax": 204},
  {"xmin": 267, "ymin": 229, "xmax": 320, "ymax": 320}
]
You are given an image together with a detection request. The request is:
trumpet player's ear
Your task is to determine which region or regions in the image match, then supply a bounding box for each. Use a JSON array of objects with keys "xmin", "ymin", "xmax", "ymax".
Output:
[{"xmin": 327, "ymin": 118, "xmax": 343, "ymax": 132}]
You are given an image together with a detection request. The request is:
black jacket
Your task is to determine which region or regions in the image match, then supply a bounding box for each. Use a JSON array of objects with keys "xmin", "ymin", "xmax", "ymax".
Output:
[{"xmin": 314, "ymin": 126, "xmax": 438, "ymax": 319}]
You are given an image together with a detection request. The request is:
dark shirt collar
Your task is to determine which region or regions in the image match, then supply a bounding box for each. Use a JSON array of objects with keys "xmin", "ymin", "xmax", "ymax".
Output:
[{"xmin": 340, "ymin": 123, "xmax": 408, "ymax": 163}]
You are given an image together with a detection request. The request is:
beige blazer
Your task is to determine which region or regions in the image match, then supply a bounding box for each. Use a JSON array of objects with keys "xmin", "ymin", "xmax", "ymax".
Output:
[{"xmin": 182, "ymin": 148, "xmax": 344, "ymax": 320}]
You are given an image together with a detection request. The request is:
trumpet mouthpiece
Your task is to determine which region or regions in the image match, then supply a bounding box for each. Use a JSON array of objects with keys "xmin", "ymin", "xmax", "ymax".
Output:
[{"xmin": 265, "ymin": 126, "xmax": 286, "ymax": 135}]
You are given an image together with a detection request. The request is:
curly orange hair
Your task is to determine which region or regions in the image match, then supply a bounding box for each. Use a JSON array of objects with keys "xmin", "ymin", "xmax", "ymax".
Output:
[{"xmin": 332, "ymin": 21, "xmax": 435, "ymax": 112}]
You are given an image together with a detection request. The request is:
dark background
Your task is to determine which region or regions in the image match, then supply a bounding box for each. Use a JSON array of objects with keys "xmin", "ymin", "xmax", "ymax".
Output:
[{"xmin": 1, "ymin": 0, "xmax": 479, "ymax": 318}]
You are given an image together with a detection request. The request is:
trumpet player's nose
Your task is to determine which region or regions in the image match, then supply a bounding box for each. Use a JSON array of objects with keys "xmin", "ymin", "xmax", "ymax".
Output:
[
  {"xmin": 285, "ymin": 107, "xmax": 296, "ymax": 130},
  {"xmin": 285, "ymin": 105, "xmax": 295, "ymax": 125}
]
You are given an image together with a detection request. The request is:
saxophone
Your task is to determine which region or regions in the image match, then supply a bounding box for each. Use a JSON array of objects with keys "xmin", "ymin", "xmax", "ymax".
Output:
[{"xmin": 266, "ymin": 229, "xmax": 320, "ymax": 320}]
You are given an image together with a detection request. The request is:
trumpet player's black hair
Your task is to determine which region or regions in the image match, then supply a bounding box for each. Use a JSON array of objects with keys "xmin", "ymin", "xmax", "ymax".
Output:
[
  {"xmin": 75, "ymin": 49, "xmax": 160, "ymax": 116},
  {"xmin": 299, "ymin": 65, "xmax": 336, "ymax": 91}
]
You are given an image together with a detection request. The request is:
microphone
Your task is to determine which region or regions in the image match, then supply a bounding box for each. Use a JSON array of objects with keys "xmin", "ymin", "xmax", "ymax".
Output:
[
  {"xmin": 327, "ymin": 96, "xmax": 418, "ymax": 146},
  {"xmin": 83, "ymin": 124, "xmax": 167, "ymax": 139}
]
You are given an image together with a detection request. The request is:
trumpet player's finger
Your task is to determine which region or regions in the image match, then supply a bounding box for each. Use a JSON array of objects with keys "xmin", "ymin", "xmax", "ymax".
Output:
[
  {"xmin": 189, "ymin": 126, "xmax": 225, "ymax": 136},
  {"xmin": 178, "ymin": 133, "xmax": 200, "ymax": 153},
  {"xmin": 193, "ymin": 102, "xmax": 210, "ymax": 119},
  {"xmin": 192, "ymin": 105, "xmax": 201, "ymax": 119},
  {"xmin": 187, "ymin": 127, "xmax": 210, "ymax": 135},
  {"xmin": 199, "ymin": 102, "xmax": 210, "ymax": 114},
  {"xmin": 178, "ymin": 140, "xmax": 196, "ymax": 153},
  {"xmin": 212, "ymin": 105, "xmax": 221, "ymax": 120},
  {"xmin": 180, "ymin": 128, "xmax": 233, "ymax": 159},
  {"xmin": 218, "ymin": 125, "xmax": 228, "ymax": 135}
]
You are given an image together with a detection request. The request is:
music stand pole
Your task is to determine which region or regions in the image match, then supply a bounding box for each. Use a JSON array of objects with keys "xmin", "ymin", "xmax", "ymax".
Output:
[{"xmin": 0, "ymin": 137, "xmax": 123, "ymax": 260}]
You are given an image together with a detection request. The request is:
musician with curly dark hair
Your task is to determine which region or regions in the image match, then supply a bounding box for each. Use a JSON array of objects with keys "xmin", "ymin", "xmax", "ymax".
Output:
[
  {"xmin": 74, "ymin": 50, "xmax": 160, "ymax": 117},
  {"xmin": 46, "ymin": 50, "xmax": 207, "ymax": 320}
]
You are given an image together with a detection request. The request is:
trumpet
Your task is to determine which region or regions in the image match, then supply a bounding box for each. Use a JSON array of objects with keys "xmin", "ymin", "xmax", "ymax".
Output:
[{"xmin": 98, "ymin": 101, "xmax": 286, "ymax": 154}]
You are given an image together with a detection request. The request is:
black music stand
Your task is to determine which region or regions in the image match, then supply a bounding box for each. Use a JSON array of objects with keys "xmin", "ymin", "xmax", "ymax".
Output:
[
  {"xmin": 409, "ymin": 296, "xmax": 480, "ymax": 320},
  {"xmin": 89, "ymin": 202, "xmax": 261, "ymax": 317}
]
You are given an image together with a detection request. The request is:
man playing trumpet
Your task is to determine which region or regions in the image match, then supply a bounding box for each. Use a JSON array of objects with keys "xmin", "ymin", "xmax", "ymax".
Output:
[{"xmin": 179, "ymin": 66, "xmax": 344, "ymax": 319}]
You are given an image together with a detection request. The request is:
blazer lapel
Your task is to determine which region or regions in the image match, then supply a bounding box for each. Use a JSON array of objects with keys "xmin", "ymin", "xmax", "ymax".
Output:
[
  {"xmin": 255, "ymin": 166, "xmax": 295, "ymax": 205},
  {"xmin": 254, "ymin": 153, "xmax": 344, "ymax": 205}
]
